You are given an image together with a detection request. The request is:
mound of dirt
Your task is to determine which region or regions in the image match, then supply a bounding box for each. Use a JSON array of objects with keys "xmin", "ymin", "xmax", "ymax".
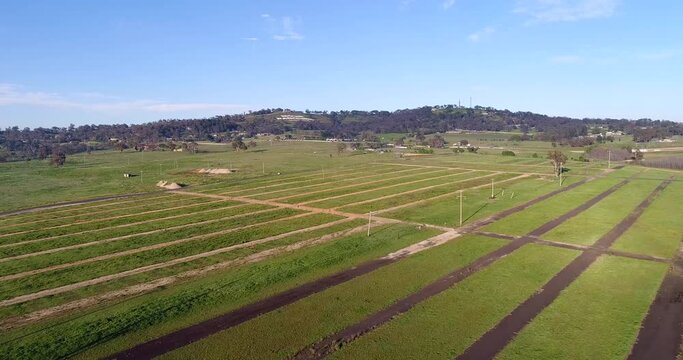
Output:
[
  {"xmin": 196, "ymin": 168, "xmax": 235, "ymax": 175},
  {"xmin": 156, "ymin": 181, "xmax": 183, "ymax": 190}
]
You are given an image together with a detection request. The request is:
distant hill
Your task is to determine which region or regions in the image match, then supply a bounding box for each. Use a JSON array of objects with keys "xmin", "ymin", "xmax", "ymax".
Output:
[{"xmin": 1, "ymin": 105, "xmax": 681, "ymax": 161}]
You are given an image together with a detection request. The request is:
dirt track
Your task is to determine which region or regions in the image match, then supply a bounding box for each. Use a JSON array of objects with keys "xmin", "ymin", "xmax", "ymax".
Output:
[
  {"xmin": 628, "ymin": 246, "xmax": 683, "ymax": 360},
  {"xmin": 291, "ymin": 177, "xmax": 633, "ymax": 360},
  {"xmin": 331, "ymin": 172, "xmax": 502, "ymax": 210},
  {"xmin": 0, "ymin": 213, "xmax": 356, "ymax": 307},
  {"xmin": 0, "ymin": 191, "xmax": 170, "ymax": 218},
  {"xmin": 0, "ymin": 219, "xmax": 373, "ymax": 330},
  {"xmin": 0, "ymin": 206, "xmax": 275, "ymax": 260},
  {"xmin": 254, "ymin": 167, "xmax": 426, "ymax": 200},
  {"xmin": 296, "ymin": 170, "xmax": 476, "ymax": 205},
  {"xmin": 0, "ymin": 194, "xmax": 175, "ymax": 230},
  {"xmin": 455, "ymin": 178, "xmax": 671, "ymax": 360},
  {"xmin": 104, "ymin": 173, "xmax": 598, "ymax": 360},
  {"xmin": 0, "ymin": 199, "xmax": 229, "ymax": 239},
  {"xmin": 283, "ymin": 169, "xmax": 465, "ymax": 204}
]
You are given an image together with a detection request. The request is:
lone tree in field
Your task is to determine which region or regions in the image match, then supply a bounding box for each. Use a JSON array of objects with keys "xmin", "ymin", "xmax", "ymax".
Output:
[
  {"xmin": 548, "ymin": 150, "xmax": 567, "ymax": 177},
  {"xmin": 336, "ymin": 143, "xmax": 346, "ymax": 155},
  {"xmin": 50, "ymin": 147, "xmax": 66, "ymax": 167},
  {"xmin": 231, "ymin": 137, "xmax": 247, "ymax": 152}
]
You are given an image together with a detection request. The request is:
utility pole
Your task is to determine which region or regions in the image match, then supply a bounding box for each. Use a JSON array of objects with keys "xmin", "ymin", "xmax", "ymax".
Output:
[
  {"xmin": 367, "ymin": 211, "xmax": 373, "ymax": 236},
  {"xmin": 140, "ymin": 170, "xmax": 143, "ymax": 183},
  {"xmin": 159, "ymin": 163, "xmax": 162, "ymax": 175},
  {"xmin": 491, "ymin": 178, "xmax": 495, "ymax": 198},
  {"xmin": 560, "ymin": 163, "xmax": 563, "ymax": 186},
  {"xmin": 262, "ymin": 162, "xmax": 265, "ymax": 175},
  {"xmin": 608, "ymin": 149, "xmax": 611, "ymax": 169},
  {"xmin": 459, "ymin": 190, "xmax": 463, "ymax": 227}
]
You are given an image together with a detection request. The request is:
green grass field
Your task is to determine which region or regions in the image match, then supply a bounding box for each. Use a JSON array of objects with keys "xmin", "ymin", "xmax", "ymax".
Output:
[
  {"xmin": 0, "ymin": 138, "xmax": 680, "ymax": 360},
  {"xmin": 497, "ymin": 256, "xmax": 668, "ymax": 360}
]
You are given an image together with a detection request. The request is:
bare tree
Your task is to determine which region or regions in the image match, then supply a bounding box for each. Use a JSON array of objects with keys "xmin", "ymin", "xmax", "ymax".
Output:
[
  {"xmin": 336, "ymin": 143, "xmax": 346, "ymax": 155},
  {"xmin": 548, "ymin": 150, "xmax": 568, "ymax": 177}
]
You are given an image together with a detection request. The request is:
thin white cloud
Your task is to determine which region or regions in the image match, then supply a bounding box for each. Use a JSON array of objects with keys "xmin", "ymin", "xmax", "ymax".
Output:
[
  {"xmin": 399, "ymin": 0, "xmax": 415, "ymax": 11},
  {"xmin": 260, "ymin": 13, "xmax": 271, "ymax": 19},
  {"xmin": 549, "ymin": 55, "xmax": 583, "ymax": 64},
  {"xmin": 0, "ymin": 84, "xmax": 248, "ymax": 114},
  {"xmin": 637, "ymin": 51, "xmax": 676, "ymax": 61},
  {"xmin": 468, "ymin": 26, "xmax": 495, "ymax": 43},
  {"xmin": 243, "ymin": 37, "xmax": 259, "ymax": 41},
  {"xmin": 515, "ymin": 0, "xmax": 619, "ymax": 23},
  {"xmin": 273, "ymin": 17, "xmax": 303, "ymax": 41},
  {"xmin": 443, "ymin": 0, "xmax": 456, "ymax": 9}
]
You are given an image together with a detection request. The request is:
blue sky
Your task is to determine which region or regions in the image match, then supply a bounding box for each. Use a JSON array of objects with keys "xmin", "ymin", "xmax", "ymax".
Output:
[{"xmin": 1, "ymin": 0, "xmax": 681, "ymax": 128}]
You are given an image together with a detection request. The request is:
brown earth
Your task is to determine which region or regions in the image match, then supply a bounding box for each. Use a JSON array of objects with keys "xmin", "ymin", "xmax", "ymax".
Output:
[
  {"xmin": 104, "ymin": 173, "xmax": 597, "ymax": 360},
  {"xmin": 292, "ymin": 177, "xmax": 632, "ymax": 360},
  {"xmin": 455, "ymin": 178, "xmax": 671, "ymax": 360}
]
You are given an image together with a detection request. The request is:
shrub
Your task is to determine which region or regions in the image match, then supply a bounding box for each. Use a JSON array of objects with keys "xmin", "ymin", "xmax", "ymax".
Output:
[{"xmin": 502, "ymin": 150, "xmax": 516, "ymax": 156}]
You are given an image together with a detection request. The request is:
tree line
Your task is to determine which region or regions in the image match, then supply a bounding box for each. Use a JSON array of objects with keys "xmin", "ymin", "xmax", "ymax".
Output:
[{"xmin": 1, "ymin": 105, "xmax": 681, "ymax": 162}]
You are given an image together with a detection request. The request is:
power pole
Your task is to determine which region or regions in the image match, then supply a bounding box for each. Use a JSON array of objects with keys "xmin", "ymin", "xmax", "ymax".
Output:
[
  {"xmin": 140, "ymin": 170, "xmax": 143, "ymax": 183},
  {"xmin": 608, "ymin": 150, "xmax": 611, "ymax": 169},
  {"xmin": 159, "ymin": 163, "xmax": 162, "ymax": 175},
  {"xmin": 262, "ymin": 162, "xmax": 265, "ymax": 175},
  {"xmin": 560, "ymin": 163, "xmax": 563, "ymax": 186},
  {"xmin": 459, "ymin": 190, "xmax": 463, "ymax": 227},
  {"xmin": 491, "ymin": 178, "xmax": 495, "ymax": 198},
  {"xmin": 367, "ymin": 211, "xmax": 373, "ymax": 236}
]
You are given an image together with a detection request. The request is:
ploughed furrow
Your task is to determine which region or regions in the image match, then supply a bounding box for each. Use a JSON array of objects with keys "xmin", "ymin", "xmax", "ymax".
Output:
[
  {"xmin": 627, "ymin": 251, "xmax": 683, "ymax": 360},
  {"xmin": 105, "ymin": 169, "xmax": 602, "ymax": 360},
  {"xmin": 0, "ymin": 198, "xmax": 230, "ymax": 240},
  {"xmin": 0, "ymin": 219, "xmax": 373, "ymax": 331},
  {"xmin": 455, "ymin": 178, "xmax": 671, "ymax": 360},
  {"xmin": 0, "ymin": 204, "xmax": 272, "ymax": 258},
  {"xmin": 292, "ymin": 170, "xmax": 475, "ymax": 205},
  {"xmin": 0, "ymin": 193, "xmax": 177, "ymax": 228},
  {"xmin": 248, "ymin": 167, "xmax": 428, "ymax": 200},
  {"xmin": 213, "ymin": 165, "xmax": 401, "ymax": 196},
  {"xmin": 290, "ymin": 176, "xmax": 633, "ymax": 359},
  {"xmin": 0, "ymin": 212, "xmax": 343, "ymax": 307},
  {"xmin": 264, "ymin": 168, "xmax": 449, "ymax": 202}
]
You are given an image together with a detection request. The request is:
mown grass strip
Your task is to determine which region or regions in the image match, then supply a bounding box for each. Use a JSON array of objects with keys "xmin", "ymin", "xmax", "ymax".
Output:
[
  {"xmin": 0, "ymin": 218, "xmax": 369, "ymax": 323},
  {"xmin": 383, "ymin": 175, "xmax": 576, "ymax": 227},
  {"xmin": 482, "ymin": 172, "xmax": 630, "ymax": 236},
  {"xmin": 340, "ymin": 173, "xmax": 516, "ymax": 214},
  {"xmin": 0, "ymin": 203, "xmax": 271, "ymax": 259},
  {"xmin": 195, "ymin": 164, "xmax": 389, "ymax": 194},
  {"xmin": 541, "ymin": 178, "xmax": 662, "ymax": 245},
  {"xmin": 0, "ymin": 210, "xmax": 325, "ymax": 301},
  {"xmin": 329, "ymin": 244, "xmax": 579, "ymax": 360},
  {"xmin": 160, "ymin": 235, "xmax": 506, "ymax": 360},
  {"xmin": 0, "ymin": 224, "xmax": 437, "ymax": 360},
  {"xmin": 209, "ymin": 165, "xmax": 401, "ymax": 196},
  {"xmin": 496, "ymin": 256, "xmax": 667, "ymax": 360},
  {"xmin": 0, "ymin": 199, "xmax": 236, "ymax": 243},
  {"xmin": 309, "ymin": 171, "xmax": 490, "ymax": 209},
  {"xmin": 0, "ymin": 194, "xmax": 179, "ymax": 228},
  {"xmin": 611, "ymin": 178, "xmax": 683, "ymax": 258},
  {"xmin": 256, "ymin": 168, "xmax": 443, "ymax": 202},
  {"xmin": 248, "ymin": 167, "xmax": 428, "ymax": 200}
]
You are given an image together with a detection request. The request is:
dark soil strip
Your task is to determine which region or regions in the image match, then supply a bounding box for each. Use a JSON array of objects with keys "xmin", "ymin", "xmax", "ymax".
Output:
[
  {"xmin": 291, "ymin": 238, "xmax": 530, "ymax": 360},
  {"xmin": 0, "ymin": 190, "xmax": 168, "ymax": 218},
  {"xmin": 291, "ymin": 178, "xmax": 632, "ymax": 360},
  {"xmin": 628, "ymin": 251, "xmax": 683, "ymax": 360},
  {"xmin": 528, "ymin": 178, "xmax": 629, "ymax": 236},
  {"xmin": 103, "ymin": 177, "xmax": 593, "ymax": 360},
  {"xmin": 455, "ymin": 178, "xmax": 672, "ymax": 360},
  {"xmin": 104, "ymin": 258, "xmax": 397, "ymax": 360}
]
